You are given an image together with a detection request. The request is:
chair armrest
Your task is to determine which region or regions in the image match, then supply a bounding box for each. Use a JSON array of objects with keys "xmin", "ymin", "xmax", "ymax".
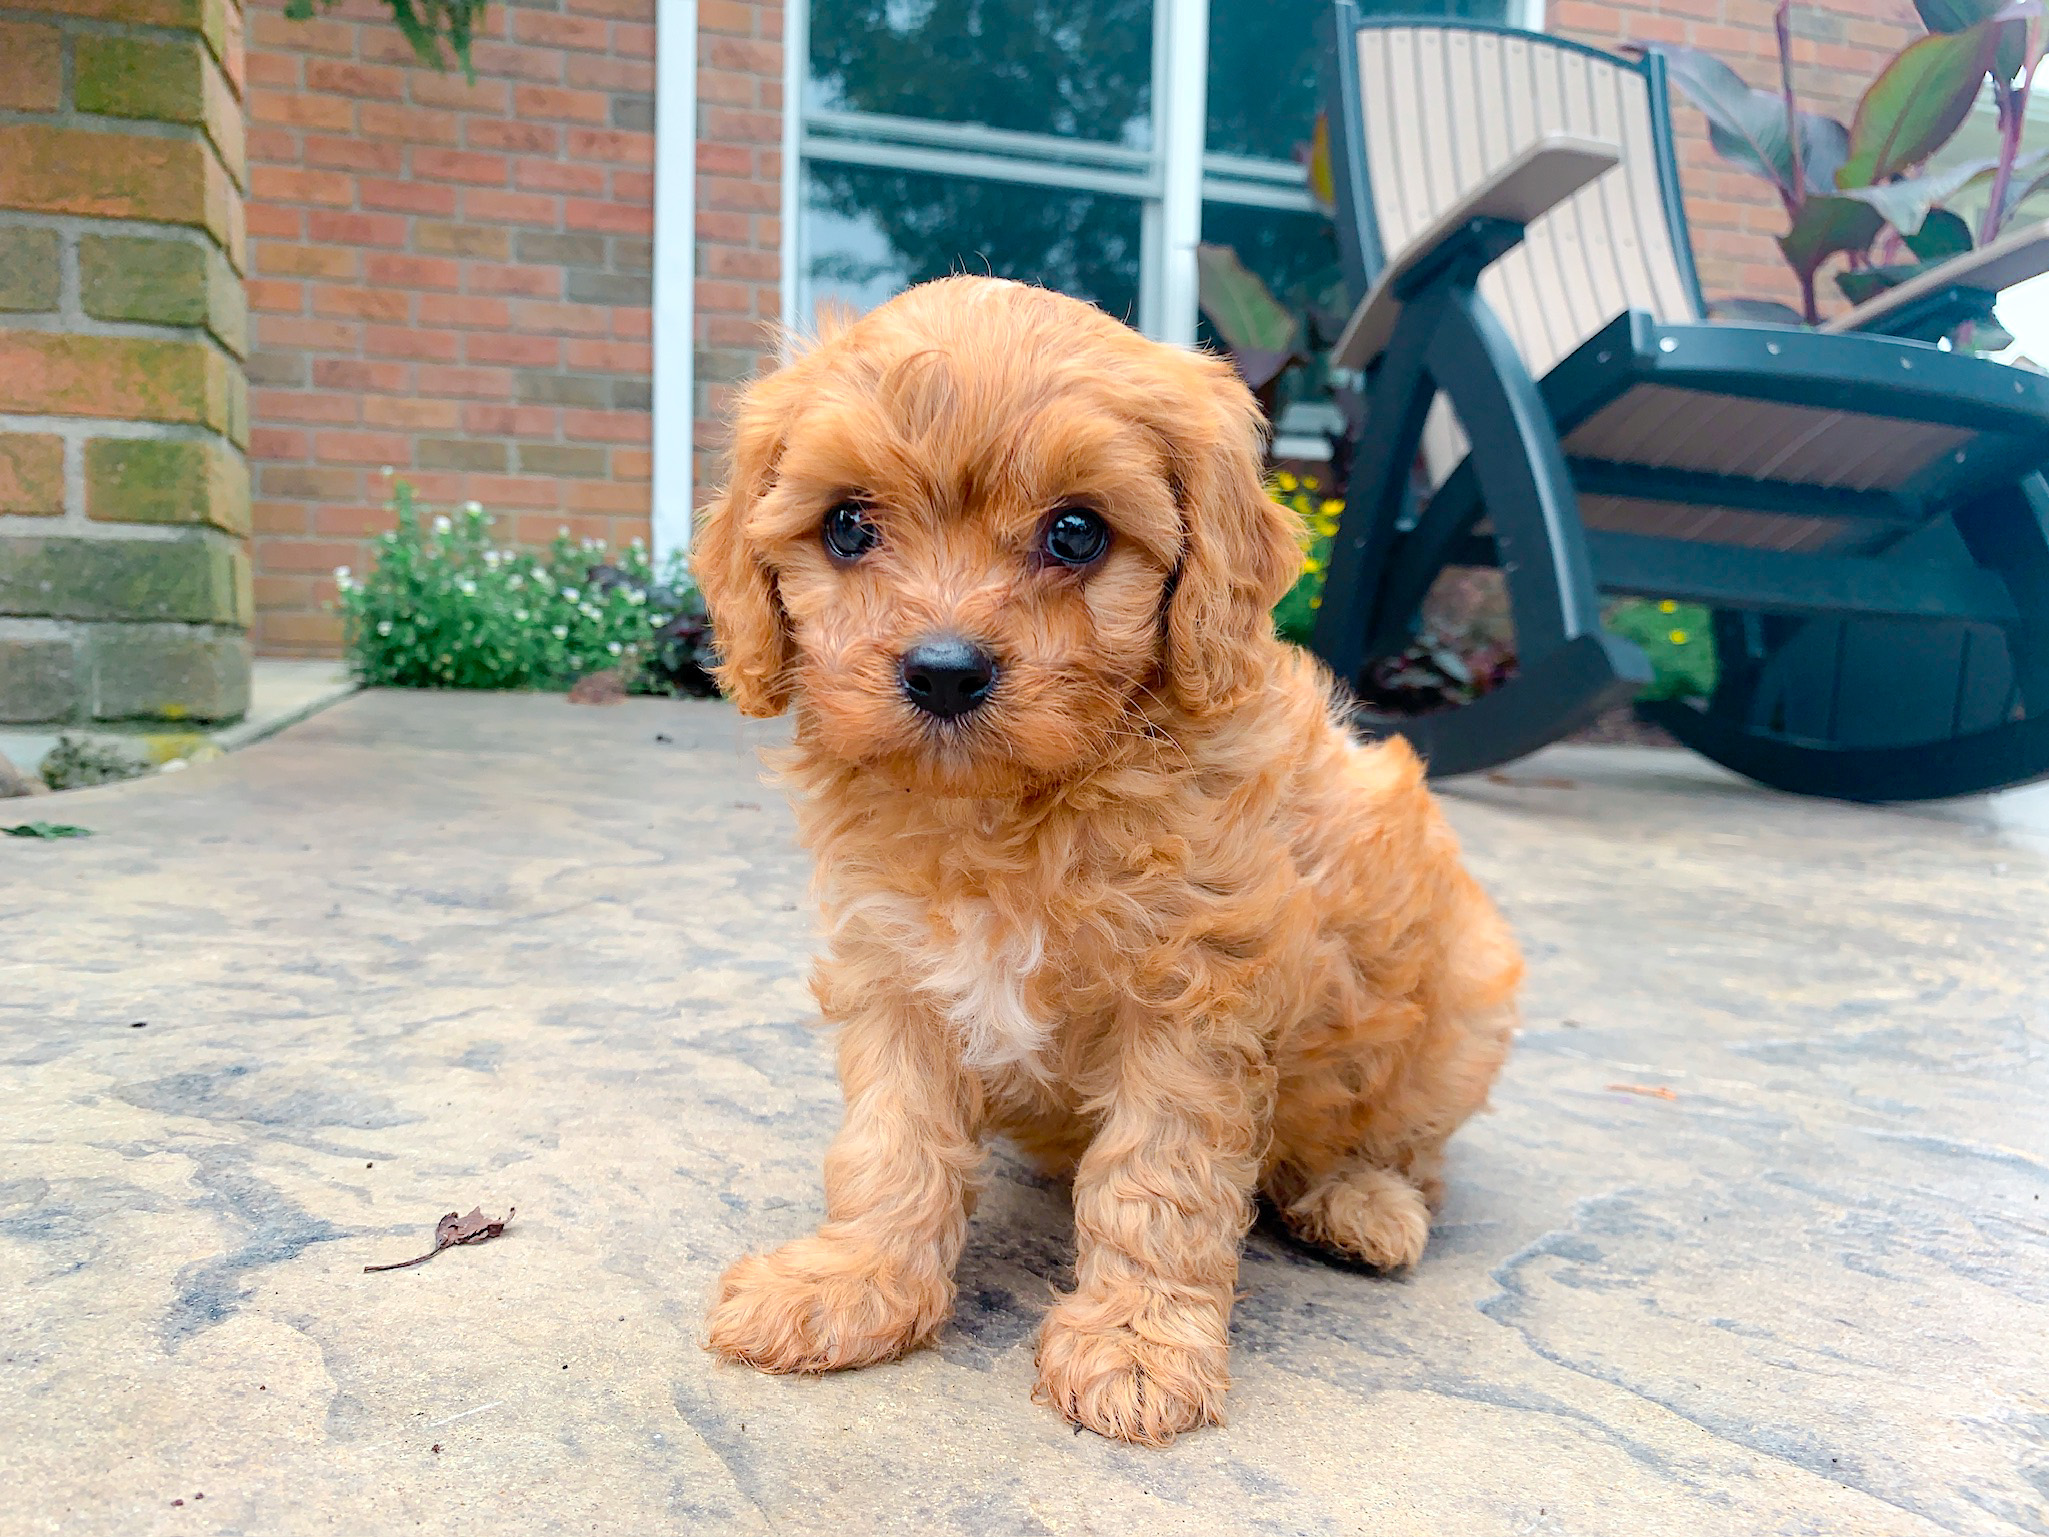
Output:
[
  {"xmin": 1822, "ymin": 218, "xmax": 2049, "ymax": 337},
  {"xmin": 1331, "ymin": 134, "xmax": 1622, "ymax": 372}
]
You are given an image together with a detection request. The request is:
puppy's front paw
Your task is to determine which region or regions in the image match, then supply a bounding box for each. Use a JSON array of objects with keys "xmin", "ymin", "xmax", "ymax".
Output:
[
  {"xmin": 1033, "ymin": 1292, "xmax": 1230, "ymax": 1447},
  {"xmin": 705, "ymin": 1234, "xmax": 952, "ymax": 1374}
]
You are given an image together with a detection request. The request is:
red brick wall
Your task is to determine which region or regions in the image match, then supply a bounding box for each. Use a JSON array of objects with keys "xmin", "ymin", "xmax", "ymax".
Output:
[
  {"xmin": 243, "ymin": 0, "xmax": 658, "ymax": 654},
  {"xmin": 1550, "ymin": 0, "xmax": 1922, "ymax": 313},
  {"xmin": 692, "ymin": 0, "xmax": 783, "ymax": 505}
]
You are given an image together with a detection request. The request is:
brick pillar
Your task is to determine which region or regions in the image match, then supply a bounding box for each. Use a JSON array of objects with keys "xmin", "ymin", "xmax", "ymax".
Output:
[{"xmin": 0, "ymin": 0, "xmax": 254, "ymax": 726}]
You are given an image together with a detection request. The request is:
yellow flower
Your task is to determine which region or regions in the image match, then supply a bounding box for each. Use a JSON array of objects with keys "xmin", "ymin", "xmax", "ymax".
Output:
[
  {"xmin": 1320, "ymin": 499, "xmax": 1343, "ymax": 515},
  {"xmin": 1309, "ymin": 594, "xmax": 1322, "ymax": 609},
  {"xmin": 1276, "ymin": 472, "xmax": 1299, "ymax": 492},
  {"xmin": 1668, "ymin": 628, "xmax": 1689, "ymax": 646},
  {"xmin": 1658, "ymin": 599, "xmax": 1677, "ymax": 613}
]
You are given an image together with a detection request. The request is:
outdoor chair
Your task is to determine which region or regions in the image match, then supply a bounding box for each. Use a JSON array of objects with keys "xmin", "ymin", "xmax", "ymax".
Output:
[{"xmin": 1311, "ymin": 4, "xmax": 2049, "ymax": 801}]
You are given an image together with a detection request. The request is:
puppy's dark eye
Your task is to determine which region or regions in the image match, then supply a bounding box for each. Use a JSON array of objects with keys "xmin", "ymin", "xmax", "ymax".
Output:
[
  {"xmin": 1040, "ymin": 507, "xmax": 1110, "ymax": 568},
  {"xmin": 822, "ymin": 501, "xmax": 880, "ymax": 562}
]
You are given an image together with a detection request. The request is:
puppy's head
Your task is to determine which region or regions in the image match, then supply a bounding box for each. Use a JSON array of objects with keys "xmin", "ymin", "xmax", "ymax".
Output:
[{"xmin": 693, "ymin": 277, "xmax": 1299, "ymax": 794}]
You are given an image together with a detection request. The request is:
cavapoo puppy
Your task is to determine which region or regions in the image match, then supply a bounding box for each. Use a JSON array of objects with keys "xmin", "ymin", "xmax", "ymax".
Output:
[{"xmin": 697, "ymin": 276, "xmax": 1522, "ymax": 1446}]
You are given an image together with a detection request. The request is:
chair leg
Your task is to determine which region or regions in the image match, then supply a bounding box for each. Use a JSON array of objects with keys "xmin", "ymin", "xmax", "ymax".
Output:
[
  {"xmin": 1955, "ymin": 475, "xmax": 2049, "ymax": 710},
  {"xmin": 1310, "ymin": 306, "xmax": 1438, "ymax": 688},
  {"xmin": 1364, "ymin": 462, "xmax": 1483, "ymax": 664},
  {"xmin": 1352, "ymin": 284, "xmax": 1646, "ymax": 777}
]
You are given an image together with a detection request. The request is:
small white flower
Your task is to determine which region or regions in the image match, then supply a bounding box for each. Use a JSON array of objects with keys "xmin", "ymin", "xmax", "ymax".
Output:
[
  {"xmin": 458, "ymin": 579, "xmax": 477, "ymax": 596},
  {"xmin": 377, "ymin": 619, "xmax": 394, "ymax": 636},
  {"xmin": 627, "ymin": 589, "xmax": 645, "ymax": 605},
  {"xmin": 463, "ymin": 500, "xmax": 483, "ymax": 515},
  {"xmin": 558, "ymin": 525, "xmax": 570, "ymax": 538},
  {"xmin": 607, "ymin": 641, "xmax": 622, "ymax": 656},
  {"xmin": 380, "ymin": 464, "xmax": 394, "ymax": 477},
  {"xmin": 561, "ymin": 588, "xmax": 579, "ymax": 603},
  {"xmin": 433, "ymin": 515, "xmax": 451, "ymax": 534},
  {"xmin": 552, "ymin": 625, "xmax": 568, "ymax": 640},
  {"xmin": 514, "ymin": 608, "xmax": 529, "ymax": 622},
  {"xmin": 334, "ymin": 565, "xmax": 351, "ymax": 581},
  {"xmin": 483, "ymin": 550, "xmax": 500, "ymax": 567},
  {"xmin": 508, "ymin": 574, "xmax": 524, "ymax": 590}
]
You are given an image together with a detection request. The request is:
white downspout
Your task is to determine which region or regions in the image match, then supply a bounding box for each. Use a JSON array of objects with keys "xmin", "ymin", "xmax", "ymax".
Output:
[
  {"xmin": 780, "ymin": 0, "xmax": 805, "ymax": 339},
  {"xmin": 651, "ymin": 0, "xmax": 699, "ymax": 565},
  {"xmin": 1157, "ymin": 0, "xmax": 1210, "ymax": 346}
]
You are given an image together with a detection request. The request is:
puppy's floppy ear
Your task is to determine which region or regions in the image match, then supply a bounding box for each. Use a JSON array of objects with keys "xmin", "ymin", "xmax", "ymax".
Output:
[
  {"xmin": 1157, "ymin": 353, "xmax": 1302, "ymax": 715},
  {"xmin": 694, "ymin": 375, "xmax": 797, "ymax": 718}
]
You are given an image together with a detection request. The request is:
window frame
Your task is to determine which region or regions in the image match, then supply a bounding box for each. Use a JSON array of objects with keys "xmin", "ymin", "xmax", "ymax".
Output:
[{"xmin": 777, "ymin": 0, "xmax": 1545, "ymax": 341}]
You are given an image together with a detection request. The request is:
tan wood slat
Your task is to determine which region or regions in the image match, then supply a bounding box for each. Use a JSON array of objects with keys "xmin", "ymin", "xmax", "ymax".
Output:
[
  {"xmin": 1496, "ymin": 35, "xmax": 1571, "ymax": 372},
  {"xmin": 1521, "ymin": 41, "xmax": 1602, "ymax": 357},
  {"xmin": 1579, "ymin": 53, "xmax": 1666, "ymax": 323},
  {"xmin": 1556, "ymin": 49, "xmax": 1636, "ymax": 338},
  {"xmin": 1579, "ymin": 495, "xmax": 1858, "ymax": 553},
  {"xmin": 1610, "ymin": 68, "xmax": 1699, "ymax": 320},
  {"xmin": 1563, "ymin": 385, "xmax": 1970, "ymax": 491}
]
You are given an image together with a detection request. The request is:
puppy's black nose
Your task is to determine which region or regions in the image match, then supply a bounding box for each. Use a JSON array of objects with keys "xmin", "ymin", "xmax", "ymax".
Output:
[{"xmin": 900, "ymin": 637, "xmax": 997, "ymax": 719}]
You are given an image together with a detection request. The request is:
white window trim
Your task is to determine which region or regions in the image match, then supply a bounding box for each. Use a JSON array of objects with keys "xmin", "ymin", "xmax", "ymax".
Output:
[
  {"xmin": 650, "ymin": 0, "xmax": 698, "ymax": 563},
  {"xmin": 782, "ymin": 0, "xmax": 1321, "ymax": 347},
  {"xmin": 759, "ymin": 0, "xmax": 1550, "ymax": 428}
]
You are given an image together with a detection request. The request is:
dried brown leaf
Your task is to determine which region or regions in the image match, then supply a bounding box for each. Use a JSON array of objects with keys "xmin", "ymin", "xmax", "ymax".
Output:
[{"xmin": 365, "ymin": 1205, "xmax": 514, "ymax": 1272}]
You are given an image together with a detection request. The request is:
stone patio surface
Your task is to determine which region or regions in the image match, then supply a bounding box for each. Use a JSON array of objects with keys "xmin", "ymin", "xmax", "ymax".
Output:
[{"xmin": 2, "ymin": 690, "xmax": 2045, "ymax": 1536}]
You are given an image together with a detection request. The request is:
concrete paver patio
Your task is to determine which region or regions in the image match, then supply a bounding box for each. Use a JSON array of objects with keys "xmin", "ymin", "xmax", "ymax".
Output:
[{"xmin": 3, "ymin": 690, "xmax": 2045, "ymax": 1536}]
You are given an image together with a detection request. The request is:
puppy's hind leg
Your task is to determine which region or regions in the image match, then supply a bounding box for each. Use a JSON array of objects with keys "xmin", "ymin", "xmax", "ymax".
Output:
[{"xmin": 1274, "ymin": 1155, "xmax": 1432, "ymax": 1272}]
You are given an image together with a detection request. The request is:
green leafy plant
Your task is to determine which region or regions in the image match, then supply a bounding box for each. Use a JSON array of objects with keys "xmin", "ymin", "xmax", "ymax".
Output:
[
  {"xmin": 1269, "ymin": 471, "xmax": 1343, "ymax": 644},
  {"xmin": 1605, "ymin": 599, "xmax": 1718, "ymax": 701},
  {"xmin": 1644, "ymin": 0, "xmax": 2044, "ymax": 326},
  {"xmin": 336, "ymin": 483, "xmax": 717, "ymax": 696},
  {"xmin": 286, "ymin": 0, "xmax": 484, "ymax": 75},
  {"xmin": 4, "ymin": 821, "xmax": 93, "ymax": 839}
]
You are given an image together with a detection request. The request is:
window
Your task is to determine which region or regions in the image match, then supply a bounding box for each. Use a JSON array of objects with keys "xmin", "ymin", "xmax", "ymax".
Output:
[{"xmin": 790, "ymin": 0, "xmax": 1528, "ymax": 343}]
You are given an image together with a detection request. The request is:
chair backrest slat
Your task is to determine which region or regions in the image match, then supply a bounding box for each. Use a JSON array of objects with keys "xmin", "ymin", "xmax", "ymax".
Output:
[{"xmin": 1349, "ymin": 19, "xmax": 1704, "ymax": 384}]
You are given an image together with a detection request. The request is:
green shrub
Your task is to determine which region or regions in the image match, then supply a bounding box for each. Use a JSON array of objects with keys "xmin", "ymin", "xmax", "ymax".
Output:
[{"xmin": 335, "ymin": 483, "xmax": 715, "ymax": 694}]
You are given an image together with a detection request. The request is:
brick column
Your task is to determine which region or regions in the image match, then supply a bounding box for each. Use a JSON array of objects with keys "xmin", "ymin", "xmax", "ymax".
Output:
[{"xmin": 0, "ymin": 0, "xmax": 254, "ymax": 726}]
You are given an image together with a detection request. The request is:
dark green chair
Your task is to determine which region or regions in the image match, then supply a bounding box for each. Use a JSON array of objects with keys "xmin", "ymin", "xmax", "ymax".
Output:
[{"xmin": 1311, "ymin": 5, "xmax": 2049, "ymax": 801}]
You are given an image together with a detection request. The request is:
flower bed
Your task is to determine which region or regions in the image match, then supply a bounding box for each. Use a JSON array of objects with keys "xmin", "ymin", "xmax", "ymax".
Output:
[{"xmin": 335, "ymin": 485, "xmax": 715, "ymax": 697}]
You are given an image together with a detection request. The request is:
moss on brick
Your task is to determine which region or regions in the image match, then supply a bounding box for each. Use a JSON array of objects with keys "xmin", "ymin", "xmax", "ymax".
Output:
[
  {"xmin": 0, "ymin": 434, "xmax": 66, "ymax": 515},
  {"xmin": 0, "ymin": 123, "xmax": 230, "ymax": 253},
  {"xmin": 0, "ymin": 227, "xmax": 61, "ymax": 313},
  {"xmin": 0, "ymin": 333, "xmax": 236, "ymax": 433},
  {"xmin": 90, "ymin": 624, "xmax": 249, "ymax": 721},
  {"xmin": 81, "ymin": 235, "xmax": 207, "ymax": 324},
  {"xmin": 86, "ymin": 437, "xmax": 250, "ymax": 535},
  {"xmin": 76, "ymin": 36, "xmax": 206, "ymax": 124},
  {"xmin": 0, "ymin": 634, "xmax": 78, "ymax": 723},
  {"xmin": 72, "ymin": 31, "xmax": 243, "ymax": 181},
  {"xmin": 77, "ymin": 234, "xmax": 246, "ymax": 354},
  {"xmin": 0, "ymin": 533, "xmax": 250, "ymax": 625}
]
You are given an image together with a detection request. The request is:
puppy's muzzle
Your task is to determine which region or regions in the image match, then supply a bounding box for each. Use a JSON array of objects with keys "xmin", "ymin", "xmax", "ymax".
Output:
[{"xmin": 900, "ymin": 636, "xmax": 997, "ymax": 720}]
